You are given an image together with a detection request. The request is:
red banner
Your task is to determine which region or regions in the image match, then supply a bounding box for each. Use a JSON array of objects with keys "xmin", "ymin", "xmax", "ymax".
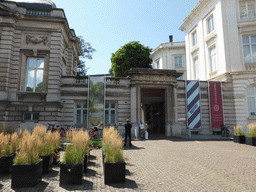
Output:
[{"xmin": 209, "ymin": 82, "xmax": 224, "ymax": 129}]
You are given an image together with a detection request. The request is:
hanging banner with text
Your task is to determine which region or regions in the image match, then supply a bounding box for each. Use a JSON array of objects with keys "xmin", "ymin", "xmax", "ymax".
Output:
[
  {"xmin": 88, "ymin": 75, "xmax": 105, "ymax": 129},
  {"xmin": 209, "ymin": 81, "xmax": 224, "ymax": 129},
  {"xmin": 186, "ymin": 81, "xmax": 202, "ymax": 129}
]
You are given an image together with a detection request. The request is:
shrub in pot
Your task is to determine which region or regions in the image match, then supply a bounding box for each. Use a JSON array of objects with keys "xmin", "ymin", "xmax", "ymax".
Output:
[
  {"xmin": 246, "ymin": 124, "xmax": 256, "ymax": 146},
  {"xmin": 233, "ymin": 125, "xmax": 245, "ymax": 144},
  {"xmin": 33, "ymin": 125, "xmax": 60, "ymax": 173},
  {"xmin": 12, "ymin": 131, "xmax": 43, "ymax": 188},
  {"xmin": 103, "ymin": 127, "xmax": 125, "ymax": 184},
  {"xmin": 0, "ymin": 132, "xmax": 19, "ymax": 174},
  {"xmin": 60, "ymin": 145, "xmax": 84, "ymax": 186}
]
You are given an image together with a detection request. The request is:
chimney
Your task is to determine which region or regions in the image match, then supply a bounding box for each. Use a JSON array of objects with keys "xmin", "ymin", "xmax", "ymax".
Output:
[{"xmin": 169, "ymin": 35, "xmax": 173, "ymax": 43}]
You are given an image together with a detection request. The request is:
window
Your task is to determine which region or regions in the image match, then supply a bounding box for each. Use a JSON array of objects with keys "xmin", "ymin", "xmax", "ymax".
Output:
[
  {"xmin": 192, "ymin": 31, "xmax": 197, "ymax": 46},
  {"xmin": 209, "ymin": 45, "xmax": 217, "ymax": 72},
  {"xmin": 247, "ymin": 87, "xmax": 256, "ymax": 116},
  {"xmin": 240, "ymin": 0, "xmax": 255, "ymax": 19},
  {"xmin": 105, "ymin": 102, "xmax": 116, "ymax": 125},
  {"xmin": 243, "ymin": 35, "xmax": 256, "ymax": 63},
  {"xmin": 194, "ymin": 57, "xmax": 199, "ymax": 79},
  {"xmin": 175, "ymin": 56, "xmax": 182, "ymax": 68},
  {"xmin": 23, "ymin": 112, "xmax": 39, "ymax": 121},
  {"xmin": 26, "ymin": 58, "xmax": 44, "ymax": 92},
  {"xmin": 207, "ymin": 15, "xmax": 214, "ymax": 33},
  {"xmin": 76, "ymin": 102, "xmax": 87, "ymax": 125}
]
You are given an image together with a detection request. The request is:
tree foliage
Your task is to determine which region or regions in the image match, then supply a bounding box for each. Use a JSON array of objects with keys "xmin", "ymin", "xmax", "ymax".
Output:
[
  {"xmin": 77, "ymin": 36, "xmax": 96, "ymax": 77},
  {"xmin": 109, "ymin": 41, "xmax": 152, "ymax": 77}
]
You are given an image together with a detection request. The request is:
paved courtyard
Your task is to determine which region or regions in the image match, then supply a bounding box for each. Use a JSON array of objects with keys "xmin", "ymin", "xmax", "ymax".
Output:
[{"xmin": 1, "ymin": 136, "xmax": 256, "ymax": 191}]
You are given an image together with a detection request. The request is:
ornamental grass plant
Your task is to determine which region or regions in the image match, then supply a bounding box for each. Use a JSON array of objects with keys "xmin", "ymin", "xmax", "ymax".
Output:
[
  {"xmin": 102, "ymin": 126, "xmax": 124, "ymax": 163},
  {"xmin": 32, "ymin": 124, "xmax": 60, "ymax": 156},
  {"xmin": 0, "ymin": 132, "xmax": 20, "ymax": 157},
  {"xmin": 62, "ymin": 129, "xmax": 90, "ymax": 164},
  {"xmin": 14, "ymin": 131, "xmax": 42, "ymax": 165},
  {"xmin": 247, "ymin": 124, "xmax": 256, "ymax": 137},
  {"xmin": 234, "ymin": 125, "xmax": 245, "ymax": 136}
]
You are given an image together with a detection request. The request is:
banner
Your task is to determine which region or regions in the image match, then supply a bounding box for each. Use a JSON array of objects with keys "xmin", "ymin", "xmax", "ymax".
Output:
[
  {"xmin": 209, "ymin": 82, "xmax": 224, "ymax": 129},
  {"xmin": 88, "ymin": 75, "xmax": 105, "ymax": 129},
  {"xmin": 186, "ymin": 81, "xmax": 202, "ymax": 129}
]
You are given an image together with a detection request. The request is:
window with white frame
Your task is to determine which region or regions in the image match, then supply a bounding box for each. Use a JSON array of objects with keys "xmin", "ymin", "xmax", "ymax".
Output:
[
  {"xmin": 194, "ymin": 57, "xmax": 199, "ymax": 79},
  {"xmin": 76, "ymin": 102, "xmax": 87, "ymax": 125},
  {"xmin": 175, "ymin": 56, "xmax": 182, "ymax": 68},
  {"xmin": 23, "ymin": 112, "xmax": 39, "ymax": 121},
  {"xmin": 192, "ymin": 31, "xmax": 197, "ymax": 46},
  {"xmin": 26, "ymin": 58, "xmax": 44, "ymax": 92},
  {"xmin": 240, "ymin": 0, "xmax": 256, "ymax": 19},
  {"xmin": 209, "ymin": 45, "xmax": 217, "ymax": 72},
  {"xmin": 247, "ymin": 87, "xmax": 256, "ymax": 116},
  {"xmin": 207, "ymin": 15, "xmax": 214, "ymax": 33},
  {"xmin": 243, "ymin": 35, "xmax": 256, "ymax": 63},
  {"xmin": 105, "ymin": 102, "xmax": 116, "ymax": 125}
]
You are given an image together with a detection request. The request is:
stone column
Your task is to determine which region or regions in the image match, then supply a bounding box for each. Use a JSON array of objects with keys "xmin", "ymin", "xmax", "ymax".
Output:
[{"xmin": 172, "ymin": 84, "xmax": 181, "ymax": 137}]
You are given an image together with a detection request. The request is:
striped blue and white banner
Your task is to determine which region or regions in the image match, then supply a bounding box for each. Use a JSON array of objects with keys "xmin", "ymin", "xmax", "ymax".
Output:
[{"xmin": 186, "ymin": 81, "xmax": 202, "ymax": 129}]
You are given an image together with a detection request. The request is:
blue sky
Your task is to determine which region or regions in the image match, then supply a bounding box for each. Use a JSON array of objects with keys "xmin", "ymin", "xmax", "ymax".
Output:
[{"xmin": 53, "ymin": 0, "xmax": 199, "ymax": 75}]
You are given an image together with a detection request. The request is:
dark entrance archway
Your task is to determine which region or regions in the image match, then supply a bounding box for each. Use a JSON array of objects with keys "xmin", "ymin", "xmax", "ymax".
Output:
[{"xmin": 141, "ymin": 88, "xmax": 165, "ymax": 135}]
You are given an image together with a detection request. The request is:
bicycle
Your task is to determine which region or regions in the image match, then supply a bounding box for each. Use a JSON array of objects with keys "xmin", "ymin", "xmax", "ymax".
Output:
[
  {"xmin": 47, "ymin": 123, "xmax": 66, "ymax": 137},
  {"xmin": 221, "ymin": 124, "xmax": 230, "ymax": 137}
]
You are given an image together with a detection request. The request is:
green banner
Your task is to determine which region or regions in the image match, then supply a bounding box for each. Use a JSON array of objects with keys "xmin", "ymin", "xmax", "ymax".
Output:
[{"xmin": 88, "ymin": 75, "xmax": 105, "ymax": 129}]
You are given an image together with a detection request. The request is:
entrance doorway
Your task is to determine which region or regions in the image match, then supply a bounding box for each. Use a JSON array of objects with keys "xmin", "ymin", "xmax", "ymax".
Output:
[{"xmin": 141, "ymin": 88, "xmax": 165, "ymax": 135}]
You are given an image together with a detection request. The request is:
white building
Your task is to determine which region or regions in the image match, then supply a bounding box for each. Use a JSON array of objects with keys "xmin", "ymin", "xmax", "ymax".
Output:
[
  {"xmin": 180, "ymin": 0, "xmax": 256, "ymax": 126},
  {"xmin": 150, "ymin": 36, "xmax": 186, "ymax": 80}
]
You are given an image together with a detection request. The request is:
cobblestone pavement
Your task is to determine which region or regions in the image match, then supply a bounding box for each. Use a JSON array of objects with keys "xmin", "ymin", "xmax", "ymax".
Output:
[{"xmin": 1, "ymin": 137, "xmax": 256, "ymax": 191}]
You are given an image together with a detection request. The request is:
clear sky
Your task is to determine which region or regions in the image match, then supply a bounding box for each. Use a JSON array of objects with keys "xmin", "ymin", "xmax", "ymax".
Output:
[{"xmin": 53, "ymin": 0, "xmax": 199, "ymax": 75}]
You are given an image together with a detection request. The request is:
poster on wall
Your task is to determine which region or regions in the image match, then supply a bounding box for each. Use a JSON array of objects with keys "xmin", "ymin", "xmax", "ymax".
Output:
[
  {"xmin": 88, "ymin": 75, "xmax": 105, "ymax": 129},
  {"xmin": 186, "ymin": 81, "xmax": 202, "ymax": 129},
  {"xmin": 209, "ymin": 81, "xmax": 224, "ymax": 129}
]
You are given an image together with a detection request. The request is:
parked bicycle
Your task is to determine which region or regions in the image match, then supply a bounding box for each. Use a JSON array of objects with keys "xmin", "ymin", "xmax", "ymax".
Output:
[
  {"xmin": 221, "ymin": 124, "xmax": 230, "ymax": 137},
  {"xmin": 47, "ymin": 123, "xmax": 66, "ymax": 137}
]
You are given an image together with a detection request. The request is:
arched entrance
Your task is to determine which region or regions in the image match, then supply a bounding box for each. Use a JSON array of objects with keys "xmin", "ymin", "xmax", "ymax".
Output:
[{"xmin": 141, "ymin": 88, "xmax": 165, "ymax": 135}]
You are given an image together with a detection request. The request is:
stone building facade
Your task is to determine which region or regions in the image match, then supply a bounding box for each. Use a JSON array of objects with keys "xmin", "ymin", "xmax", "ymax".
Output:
[
  {"xmin": 180, "ymin": 0, "xmax": 256, "ymax": 127},
  {"xmin": 0, "ymin": 0, "xmax": 236, "ymax": 136}
]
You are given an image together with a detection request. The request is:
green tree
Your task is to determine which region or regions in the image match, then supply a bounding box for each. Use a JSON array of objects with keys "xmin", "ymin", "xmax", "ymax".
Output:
[
  {"xmin": 77, "ymin": 36, "xmax": 96, "ymax": 77},
  {"xmin": 109, "ymin": 41, "xmax": 152, "ymax": 77}
]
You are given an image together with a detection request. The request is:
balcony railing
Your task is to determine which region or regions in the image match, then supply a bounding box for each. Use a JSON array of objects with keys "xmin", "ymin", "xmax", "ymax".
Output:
[{"xmin": 62, "ymin": 76, "xmax": 129, "ymax": 86}]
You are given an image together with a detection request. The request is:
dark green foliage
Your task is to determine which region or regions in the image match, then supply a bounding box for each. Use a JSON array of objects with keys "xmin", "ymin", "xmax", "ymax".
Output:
[
  {"xmin": 90, "ymin": 139, "xmax": 102, "ymax": 148},
  {"xmin": 77, "ymin": 36, "xmax": 96, "ymax": 77},
  {"xmin": 109, "ymin": 41, "xmax": 152, "ymax": 77}
]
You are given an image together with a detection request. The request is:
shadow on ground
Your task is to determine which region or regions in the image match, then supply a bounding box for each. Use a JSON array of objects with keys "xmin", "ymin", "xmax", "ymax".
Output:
[
  {"xmin": 106, "ymin": 178, "xmax": 138, "ymax": 189},
  {"xmin": 59, "ymin": 179, "xmax": 93, "ymax": 191}
]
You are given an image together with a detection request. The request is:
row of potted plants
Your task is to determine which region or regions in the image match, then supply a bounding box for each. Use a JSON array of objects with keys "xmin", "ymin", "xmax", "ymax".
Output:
[
  {"xmin": 11, "ymin": 125, "xmax": 60, "ymax": 188},
  {"xmin": 234, "ymin": 124, "xmax": 256, "ymax": 146},
  {"xmin": 102, "ymin": 126, "xmax": 125, "ymax": 184}
]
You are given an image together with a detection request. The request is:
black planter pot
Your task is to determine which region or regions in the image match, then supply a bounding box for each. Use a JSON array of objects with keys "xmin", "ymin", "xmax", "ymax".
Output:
[
  {"xmin": 11, "ymin": 160, "xmax": 43, "ymax": 188},
  {"xmin": 59, "ymin": 163, "xmax": 83, "ymax": 186},
  {"xmin": 233, "ymin": 135, "xmax": 246, "ymax": 144},
  {"xmin": 104, "ymin": 160, "xmax": 125, "ymax": 184},
  {"xmin": 41, "ymin": 153, "xmax": 54, "ymax": 174},
  {"xmin": 84, "ymin": 153, "xmax": 89, "ymax": 173},
  {"xmin": 0, "ymin": 153, "xmax": 16, "ymax": 174},
  {"xmin": 245, "ymin": 136, "xmax": 256, "ymax": 146}
]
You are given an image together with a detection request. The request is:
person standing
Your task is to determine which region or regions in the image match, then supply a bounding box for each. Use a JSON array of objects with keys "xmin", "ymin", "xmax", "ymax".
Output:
[
  {"xmin": 124, "ymin": 119, "xmax": 132, "ymax": 147},
  {"xmin": 139, "ymin": 122, "xmax": 145, "ymax": 139},
  {"xmin": 145, "ymin": 122, "xmax": 149, "ymax": 140}
]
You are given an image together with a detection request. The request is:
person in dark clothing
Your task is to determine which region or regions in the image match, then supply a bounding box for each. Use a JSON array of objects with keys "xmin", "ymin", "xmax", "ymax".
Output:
[{"xmin": 124, "ymin": 119, "xmax": 132, "ymax": 147}]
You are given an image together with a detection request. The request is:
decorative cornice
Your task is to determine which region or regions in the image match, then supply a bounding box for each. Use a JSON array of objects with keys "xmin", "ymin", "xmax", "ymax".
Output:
[
  {"xmin": 179, "ymin": 0, "xmax": 212, "ymax": 32},
  {"xmin": 26, "ymin": 35, "xmax": 48, "ymax": 45}
]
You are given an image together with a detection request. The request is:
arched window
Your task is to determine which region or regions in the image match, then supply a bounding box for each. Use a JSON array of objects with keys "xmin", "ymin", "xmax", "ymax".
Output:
[{"xmin": 247, "ymin": 87, "xmax": 256, "ymax": 116}]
